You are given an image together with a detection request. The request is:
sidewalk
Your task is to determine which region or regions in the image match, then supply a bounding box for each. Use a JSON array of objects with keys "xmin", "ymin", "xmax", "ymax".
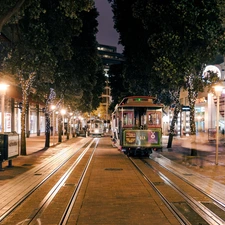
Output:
[
  {"xmin": 161, "ymin": 133, "xmax": 225, "ymax": 185},
  {"xmin": 25, "ymin": 134, "xmax": 60, "ymax": 155},
  {"xmin": 0, "ymin": 134, "xmax": 74, "ymax": 183}
]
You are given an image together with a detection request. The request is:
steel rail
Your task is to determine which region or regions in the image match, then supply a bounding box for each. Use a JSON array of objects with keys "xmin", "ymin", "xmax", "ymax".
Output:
[
  {"xmin": 151, "ymin": 152, "xmax": 225, "ymax": 209},
  {"xmin": 142, "ymin": 158, "xmax": 225, "ymax": 225},
  {"xmin": 23, "ymin": 138, "xmax": 96, "ymax": 225},
  {"xmin": 0, "ymin": 138, "xmax": 93, "ymax": 222},
  {"xmin": 128, "ymin": 157, "xmax": 190, "ymax": 225},
  {"xmin": 59, "ymin": 138, "xmax": 99, "ymax": 225}
]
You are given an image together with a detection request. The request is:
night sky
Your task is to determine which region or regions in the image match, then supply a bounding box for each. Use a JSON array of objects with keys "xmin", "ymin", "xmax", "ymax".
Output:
[{"xmin": 94, "ymin": 0, "xmax": 123, "ymax": 53}]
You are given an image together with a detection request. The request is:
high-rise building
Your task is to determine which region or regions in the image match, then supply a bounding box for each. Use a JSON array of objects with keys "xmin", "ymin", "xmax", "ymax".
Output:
[{"xmin": 97, "ymin": 44, "xmax": 124, "ymax": 121}]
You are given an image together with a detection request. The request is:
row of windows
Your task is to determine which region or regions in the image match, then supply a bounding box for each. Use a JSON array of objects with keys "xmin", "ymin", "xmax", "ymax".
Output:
[
  {"xmin": 122, "ymin": 111, "xmax": 161, "ymax": 128},
  {"xmin": 97, "ymin": 46, "xmax": 116, "ymax": 53}
]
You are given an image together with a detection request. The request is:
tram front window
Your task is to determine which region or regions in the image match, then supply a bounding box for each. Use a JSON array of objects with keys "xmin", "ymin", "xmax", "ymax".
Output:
[
  {"xmin": 148, "ymin": 112, "xmax": 161, "ymax": 127},
  {"xmin": 123, "ymin": 112, "xmax": 133, "ymax": 126}
]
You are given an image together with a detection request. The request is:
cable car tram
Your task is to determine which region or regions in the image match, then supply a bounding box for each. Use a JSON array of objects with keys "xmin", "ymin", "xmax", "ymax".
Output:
[
  {"xmin": 112, "ymin": 96, "xmax": 164, "ymax": 156},
  {"xmin": 74, "ymin": 118, "xmax": 88, "ymax": 137},
  {"xmin": 88, "ymin": 119, "xmax": 104, "ymax": 137}
]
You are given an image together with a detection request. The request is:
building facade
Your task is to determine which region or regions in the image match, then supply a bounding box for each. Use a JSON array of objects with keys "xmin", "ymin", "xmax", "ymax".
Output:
[
  {"xmin": 166, "ymin": 62, "xmax": 225, "ymax": 137},
  {"xmin": 97, "ymin": 44, "xmax": 124, "ymax": 121}
]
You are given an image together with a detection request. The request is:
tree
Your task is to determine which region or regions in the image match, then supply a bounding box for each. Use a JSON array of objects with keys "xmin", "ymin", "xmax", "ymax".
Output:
[
  {"xmin": 91, "ymin": 104, "xmax": 106, "ymax": 120},
  {"xmin": 2, "ymin": 0, "xmax": 57, "ymax": 155},
  {"xmin": 109, "ymin": 0, "xmax": 157, "ymax": 96},
  {"xmin": 133, "ymin": 0, "xmax": 225, "ymax": 133},
  {"xmin": 42, "ymin": 2, "xmax": 104, "ymax": 142},
  {"xmin": 64, "ymin": 8, "xmax": 105, "ymax": 113},
  {"xmin": 108, "ymin": 63, "xmax": 130, "ymax": 110},
  {"xmin": 44, "ymin": 88, "xmax": 58, "ymax": 148},
  {"xmin": 1, "ymin": 0, "xmax": 101, "ymax": 154},
  {"xmin": 0, "ymin": 0, "xmax": 26, "ymax": 32},
  {"xmin": 18, "ymin": 71, "xmax": 36, "ymax": 155},
  {"xmin": 109, "ymin": 0, "xmax": 225, "ymax": 147}
]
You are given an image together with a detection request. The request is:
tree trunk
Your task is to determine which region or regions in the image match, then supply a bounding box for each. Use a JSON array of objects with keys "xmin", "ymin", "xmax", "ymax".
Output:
[
  {"xmin": 187, "ymin": 74, "xmax": 198, "ymax": 135},
  {"xmin": 58, "ymin": 115, "xmax": 62, "ymax": 142},
  {"xmin": 45, "ymin": 132, "xmax": 50, "ymax": 148},
  {"xmin": 167, "ymin": 105, "xmax": 181, "ymax": 148},
  {"xmin": 167, "ymin": 133, "xmax": 174, "ymax": 148},
  {"xmin": 189, "ymin": 100, "xmax": 196, "ymax": 135},
  {"xmin": 19, "ymin": 72, "xmax": 36, "ymax": 155},
  {"xmin": 190, "ymin": 134, "xmax": 197, "ymax": 156},
  {"xmin": 66, "ymin": 122, "xmax": 70, "ymax": 140},
  {"xmin": 45, "ymin": 114, "xmax": 50, "ymax": 148},
  {"xmin": 20, "ymin": 108, "xmax": 26, "ymax": 155}
]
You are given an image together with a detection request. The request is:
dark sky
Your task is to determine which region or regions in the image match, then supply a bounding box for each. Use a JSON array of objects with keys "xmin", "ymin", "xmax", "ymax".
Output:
[{"xmin": 94, "ymin": 0, "xmax": 123, "ymax": 53}]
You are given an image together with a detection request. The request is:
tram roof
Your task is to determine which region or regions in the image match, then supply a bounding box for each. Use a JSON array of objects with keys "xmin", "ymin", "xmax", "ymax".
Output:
[{"xmin": 117, "ymin": 96, "xmax": 164, "ymax": 108}]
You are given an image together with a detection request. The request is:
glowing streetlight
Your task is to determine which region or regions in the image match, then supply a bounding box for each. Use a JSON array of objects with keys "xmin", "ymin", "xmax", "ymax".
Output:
[
  {"xmin": 214, "ymin": 85, "xmax": 223, "ymax": 165},
  {"xmin": 0, "ymin": 84, "xmax": 9, "ymax": 133},
  {"xmin": 61, "ymin": 109, "xmax": 66, "ymax": 141}
]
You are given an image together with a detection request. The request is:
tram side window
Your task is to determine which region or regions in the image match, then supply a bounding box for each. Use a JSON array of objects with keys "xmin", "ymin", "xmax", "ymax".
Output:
[
  {"xmin": 148, "ymin": 112, "xmax": 161, "ymax": 127},
  {"xmin": 123, "ymin": 112, "xmax": 133, "ymax": 127}
]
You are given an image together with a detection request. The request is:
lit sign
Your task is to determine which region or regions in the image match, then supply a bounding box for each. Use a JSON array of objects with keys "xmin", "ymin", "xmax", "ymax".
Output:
[
  {"xmin": 134, "ymin": 98, "xmax": 141, "ymax": 101},
  {"xmin": 134, "ymin": 98, "xmax": 148, "ymax": 102},
  {"xmin": 182, "ymin": 105, "xmax": 190, "ymax": 111},
  {"xmin": 203, "ymin": 65, "xmax": 221, "ymax": 79}
]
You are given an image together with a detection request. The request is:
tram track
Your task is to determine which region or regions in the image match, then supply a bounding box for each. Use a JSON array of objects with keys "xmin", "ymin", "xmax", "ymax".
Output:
[
  {"xmin": 128, "ymin": 156, "xmax": 225, "ymax": 225},
  {"xmin": 0, "ymin": 138, "xmax": 98, "ymax": 225},
  {"xmin": 59, "ymin": 138, "xmax": 98, "ymax": 225}
]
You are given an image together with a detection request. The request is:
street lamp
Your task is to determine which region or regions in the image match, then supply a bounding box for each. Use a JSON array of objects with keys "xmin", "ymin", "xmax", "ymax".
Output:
[
  {"xmin": 214, "ymin": 85, "xmax": 223, "ymax": 165},
  {"xmin": 61, "ymin": 109, "xmax": 66, "ymax": 141},
  {"xmin": 0, "ymin": 84, "xmax": 9, "ymax": 133}
]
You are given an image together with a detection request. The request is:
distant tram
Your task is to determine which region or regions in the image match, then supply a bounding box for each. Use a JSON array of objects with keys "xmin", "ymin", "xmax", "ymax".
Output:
[
  {"xmin": 88, "ymin": 119, "xmax": 104, "ymax": 137},
  {"xmin": 111, "ymin": 96, "xmax": 164, "ymax": 156}
]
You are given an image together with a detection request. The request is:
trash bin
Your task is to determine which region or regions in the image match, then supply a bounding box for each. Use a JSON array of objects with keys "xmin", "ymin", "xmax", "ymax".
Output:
[
  {"xmin": 0, "ymin": 134, "xmax": 6, "ymax": 161},
  {"xmin": 0, "ymin": 132, "xmax": 19, "ymax": 162}
]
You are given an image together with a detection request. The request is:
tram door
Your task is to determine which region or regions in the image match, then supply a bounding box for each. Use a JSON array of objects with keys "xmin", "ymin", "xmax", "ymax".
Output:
[{"xmin": 134, "ymin": 108, "xmax": 146, "ymax": 128}]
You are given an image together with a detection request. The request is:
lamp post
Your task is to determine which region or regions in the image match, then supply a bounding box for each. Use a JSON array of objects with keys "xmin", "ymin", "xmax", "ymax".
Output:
[
  {"xmin": 61, "ymin": 109, "xmax": 66, "ymax": 141},
  {"xmin": 214, "ymin": 85, "xmax": 223, "ymax": 165},
  {"xmin": 0, "ymin": 84, "xmax": 9, "ymax": 133}
]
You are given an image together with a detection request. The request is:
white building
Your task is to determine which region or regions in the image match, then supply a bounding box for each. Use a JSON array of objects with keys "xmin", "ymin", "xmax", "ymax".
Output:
[{"xmin": 166, "ymin": 62, "xmax": 225, "ymax": 136}]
